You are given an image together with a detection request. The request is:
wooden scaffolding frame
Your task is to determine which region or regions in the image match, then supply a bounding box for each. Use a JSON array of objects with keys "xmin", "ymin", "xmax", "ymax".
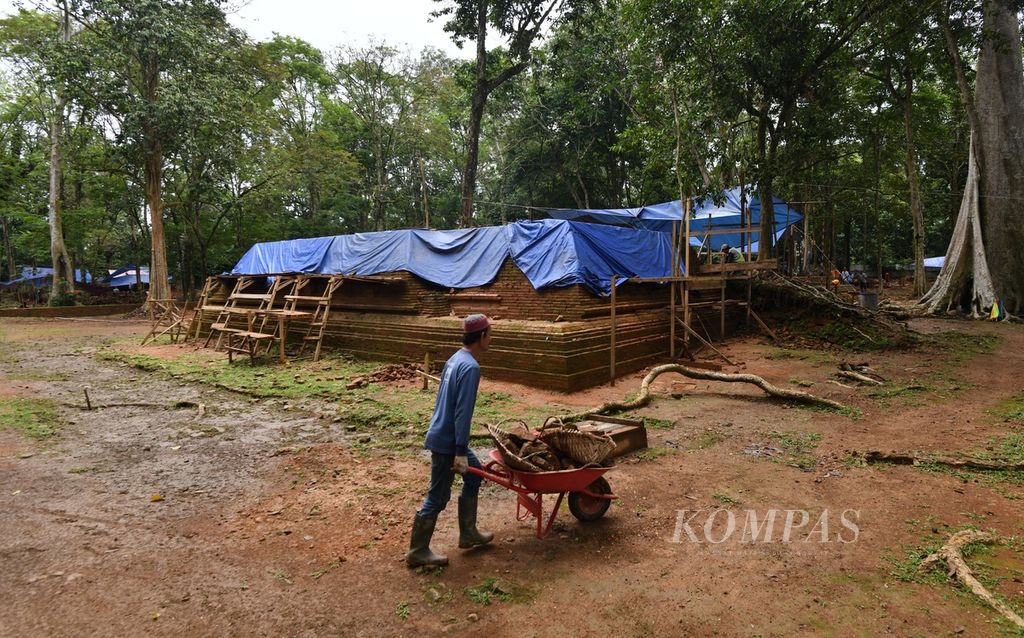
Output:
[{"xmin": 612, "ymin": 190, "xmax": 779, "ymax": 383}]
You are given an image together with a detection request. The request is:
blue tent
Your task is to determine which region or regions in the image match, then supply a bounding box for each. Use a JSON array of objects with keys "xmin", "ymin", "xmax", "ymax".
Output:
[
  {"xmin": 103, "ymin": 265, "xmax": 149, "ymax": 288},
  {"xmin": 232, "ymin": 219, "xmax": 679, "ymax": 297},
  {"xmin": 546, "ymin": 187, "xmax": 802, "ymax": 252},
  {"xmin": 0, "ymin": 266, "xmax": 92, "ymax": 289}
]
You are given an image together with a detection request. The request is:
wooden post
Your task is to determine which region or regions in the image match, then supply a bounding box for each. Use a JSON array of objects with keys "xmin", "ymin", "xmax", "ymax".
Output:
[
  {"xmin": 683, "ymin": 198, "xmax": 691, "ymax": 352},
  {"xmin": 720, "ymin": 277, "xmax": 726, "ymax": 339},
  {"xmin": 670, "ymin": 222, "xmax": 677, "ymax": 359},
  {"xmin": 610, "ymin": 274, "xmax": 618, "ymax": 386},
  {"xmin": 422, "ymin": 351, "xmax": 431, "ymax": 390},
  {"xmin": 802, "ymin": 205, "xmax": 811, "ymax": 275}
]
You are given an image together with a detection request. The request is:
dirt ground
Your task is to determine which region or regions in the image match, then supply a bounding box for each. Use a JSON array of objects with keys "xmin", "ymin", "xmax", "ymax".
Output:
[{"xmin": 1, "ymin": 314, "xmax": 1022, "ymax": 637}]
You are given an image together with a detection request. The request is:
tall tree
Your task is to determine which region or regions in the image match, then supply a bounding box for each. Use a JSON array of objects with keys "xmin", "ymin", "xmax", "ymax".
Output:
[
  {"xmin": 47, "ymin": 1, "xmax": 75, "ymax": 300},
  {"xmin": 63, "ymin": 0, "xmax": 246, "ymax": 301},
  {"xmin": 921, "ymin": 0, "xmax": 1024, "ymax": 315},
  {"xmin": 433, "ymin": 0, "xmax": 568, "ymax": 227}
]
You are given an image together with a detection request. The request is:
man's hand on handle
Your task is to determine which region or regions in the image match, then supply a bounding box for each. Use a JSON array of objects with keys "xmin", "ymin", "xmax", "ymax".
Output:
[{"xmin": 453, "ymin": 455, "xmax": 468, "ymax": 475}]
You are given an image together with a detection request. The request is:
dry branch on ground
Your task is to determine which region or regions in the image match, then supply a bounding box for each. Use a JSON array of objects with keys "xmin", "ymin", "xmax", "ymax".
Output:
[
  {"xmin": 918, "ymin": 530, "xmax": 1024, "ymax": 629},
  {"xmin": 858, "ymin": 451, "xmax": 1024, "ymax": 472}
]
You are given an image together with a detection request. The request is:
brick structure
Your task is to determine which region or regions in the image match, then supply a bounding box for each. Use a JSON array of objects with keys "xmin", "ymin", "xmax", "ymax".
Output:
[{"xmin": 199, "ymin": 259, "xmax": 740, "ymax": 392}]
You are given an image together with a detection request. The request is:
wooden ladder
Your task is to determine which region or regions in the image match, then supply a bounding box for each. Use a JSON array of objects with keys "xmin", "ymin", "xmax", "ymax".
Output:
[
  {"xmin": 185, "ymin": 276, "xmax": 216, "ymax": 342},
  {"xmin": 203, "ymin": 276, "xmax": 257, "ymax": 349},
  {"xmin": 222, "ymin": 276, "xmax": 299, "ymax": 362},
  {"xmin": 284, "ymin": 275, "xmax": 343, "ymax": 362}
]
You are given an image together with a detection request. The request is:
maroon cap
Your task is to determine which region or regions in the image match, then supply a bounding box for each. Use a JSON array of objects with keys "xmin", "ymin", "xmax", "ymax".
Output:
[{"xmin": 463, "ymin": 313, "xmax": 491, "ymax": 334}]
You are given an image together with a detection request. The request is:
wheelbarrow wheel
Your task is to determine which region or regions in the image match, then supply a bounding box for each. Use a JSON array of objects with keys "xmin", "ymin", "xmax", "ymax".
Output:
[{"xmin": 568, "ymin": 477, "xmax": 612, "ymax": 522}]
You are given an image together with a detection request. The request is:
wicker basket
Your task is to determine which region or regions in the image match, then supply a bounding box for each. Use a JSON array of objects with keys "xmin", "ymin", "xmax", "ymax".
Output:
[{"xmin": 539, "ymin": 427, "xmax": 616, "ymax": 465}]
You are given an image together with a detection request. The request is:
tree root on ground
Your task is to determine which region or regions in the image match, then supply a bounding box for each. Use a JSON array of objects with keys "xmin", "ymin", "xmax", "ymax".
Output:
[
  {"xmin": 835, "ymin": 370, "xmax": 883, "ymax": 386},
  {"xmin": 545, "ymin": 364, "xmax": 848, "ymax": 425},
  {"xmin": 919, "ymin": 530, "xmax": 1024, "ymax": 629},
  {"xmin": 857, "ymin": 450, "xmax": 1024, "ymax": 472}
]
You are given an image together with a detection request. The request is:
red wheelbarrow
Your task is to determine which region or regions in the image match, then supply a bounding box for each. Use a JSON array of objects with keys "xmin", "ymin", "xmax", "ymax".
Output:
[{"xmin": 466, "ymin": 449, "xmax": 616, "ymax": 539}]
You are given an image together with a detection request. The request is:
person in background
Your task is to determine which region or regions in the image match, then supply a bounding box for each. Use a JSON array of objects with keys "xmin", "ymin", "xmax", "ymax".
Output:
[
  {"xmin": 857, "ymin": 271, "xmax": 868, "ymax": 292},
  {"xmin": 406, "ymin": 314, "xmax": 494, "ymax": 568},
  {"xmin": 841, "ymin": 268, "xmax": 851, "ymax": 284},
  {"xmin": 721, "ymin": 243, "xmax": 745, "ymax": 264}
]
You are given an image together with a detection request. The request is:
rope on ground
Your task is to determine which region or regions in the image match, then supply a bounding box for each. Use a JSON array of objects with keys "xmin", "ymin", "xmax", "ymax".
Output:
[
  {"xmin": 545, "ymin": 363, "xmax": 848, "ymax": 425},
  {"xmin": 918, "ymin": 530, "xmax": 1024, "ymax": 629}
]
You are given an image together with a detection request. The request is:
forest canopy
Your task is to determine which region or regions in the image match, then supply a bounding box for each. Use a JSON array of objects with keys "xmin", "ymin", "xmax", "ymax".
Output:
[{"xmin": 0, "ymin": 0, "xmax": 1012, "ymax": 300}]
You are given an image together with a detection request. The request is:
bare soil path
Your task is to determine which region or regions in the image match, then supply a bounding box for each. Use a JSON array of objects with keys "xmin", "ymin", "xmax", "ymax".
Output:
[{"xmin": 1, "ymin": 316, "xmax": 1022, "ymax": 637}]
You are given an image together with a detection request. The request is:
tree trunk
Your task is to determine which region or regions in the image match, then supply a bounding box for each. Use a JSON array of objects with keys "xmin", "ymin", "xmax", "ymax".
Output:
[
  {"xmin": 901, "ymin": 71, "xmax": 927, "ymax": 297},
  {"xmin": 975, "ymin": 0, "xmax": 1024, "ymax": 314},
  {"xmin": 917, "ymin": 135, "xmax": 997, "ymax": 315},
  {"xmin": 1, "ymin": 215, "xmax": 15, "ymax": 281},
  {"xmin": 47, "ymin": 4, "xmax": 74, "ymax": 303},
  {"xmin": 143, "ymin": 49, "xmax": 171, "ymax": 302},
  {"xmin": 145, "ymin": 140, "xmax": 171, "ymax": 300},
  {"xmin": 459, "ymin": 1, "xmax": 489, "ymax": 229},
  {"xmin": 757, "ymin": 114, "xmax": 777, "ymax": 259},
  {"xmin": 925, "ymin": 0, "xmax": 1024, "ymax": 315}
]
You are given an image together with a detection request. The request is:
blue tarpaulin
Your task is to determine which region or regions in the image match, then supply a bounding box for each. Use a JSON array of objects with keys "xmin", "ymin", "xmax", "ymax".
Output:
[
  {"xmin": 319, "ymin": 226, "xmax": 510, "ymax": 289},
  {"xmin": 547, "ymin": 187, "xmax": 802, "ymax": 252},
  {"xmin": 231, "ymin": 220, "xmax": 679, "ymax": 297},
  {"xmin": 508, "ymin": 220, "xmax": 675, "ymax": 293},
  {"xmin": 0, "ymin": 266, "xmax": 92, "ymax": 288}
]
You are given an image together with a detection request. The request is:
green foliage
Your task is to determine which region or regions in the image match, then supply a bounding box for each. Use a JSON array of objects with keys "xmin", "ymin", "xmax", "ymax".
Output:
[
  {"xmin": 0, "ymin": 397, "xmax": 60, "ymax": 438},
  {"xmin": 756, "ymin": 430, "xmax": 823, "ymax": 471},
  {"xmin": 0, "ymin": 0, "xmax": 987, "ymax": 295},
  {"xmin": 394, "ymin": 601, "xmax": 410, "ymax": 620},
  {"xmin": 463, "ymin": 577, "xmax": 533, "ymax": 605},
  {"xmin": 712, "ymin": 491, "xmax": 741, "ymax": 506},
  {"xmin": 991, "ymin": 394, "xmax": 1024, "ymax": 426}
]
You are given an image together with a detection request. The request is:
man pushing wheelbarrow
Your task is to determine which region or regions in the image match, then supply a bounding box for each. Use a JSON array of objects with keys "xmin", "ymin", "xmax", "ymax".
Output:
[{"xmin": 406, "ymin": 314, "xmax": 494, "ymax": 568}]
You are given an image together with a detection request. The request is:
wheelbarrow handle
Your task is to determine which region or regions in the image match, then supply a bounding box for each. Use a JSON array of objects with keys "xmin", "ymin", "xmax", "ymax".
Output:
[{"xmin": 466, "ymin": 465, "xmax": 517, "ymax": 492}]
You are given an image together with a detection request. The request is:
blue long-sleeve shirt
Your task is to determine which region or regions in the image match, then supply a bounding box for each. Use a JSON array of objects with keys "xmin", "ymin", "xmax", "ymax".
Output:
[{"xmin": 423, "ymin": 348, "xmax": 480, "ymax": 456}]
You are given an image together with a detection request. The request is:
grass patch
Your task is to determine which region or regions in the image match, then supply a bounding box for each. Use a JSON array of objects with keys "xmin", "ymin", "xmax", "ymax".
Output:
[
  {"xmin": 693, "ymin": 428, "xmax": 726, "ymax": 450},
  {"xmin": 464, "ymin": 578, "xmax": 534, "ymax": 605},
  {"xmin": 868, "ymin": 382, "xmax": 933, "ymax": 400},
  {"xmin": 395, "ymin": 601, "xmax": 410, "ymax": 620},
  {"xmin": 788, "ymin": 378, "xmax": 815, "ymax": 388},
  {"xmin": 310, "ymin": 560, "xmax": 341, "ymax": 580},
  {"xmin": 712, "ymin": 491, "xmax": 741, "ymax": 506},
  {"xmin": 991, "ymin": 394, "xmax": 1024, "ymax": 426},
  {"xmin": 641, "ymin": 416, "xmax": 675, "ymax": 430},
  {"xmin": 912, "ymin": 434, "xmax": 1024, "ymax": 490},
  {"xmin": 888, "ymin": 529, "xmax": 1024, "ymax": 631},
  {"xmin": 752, "ymin": 430, "xmax": 822, "ymax": 471},
  {"xmin": 96, "ymin": 349, "xmax": 376, "ymax": 400},
  {"xmin": 0, "ymin": 397, "xmax": 60, "ymax": 438},
  {"xmin": 634, "ymin": 446, "xmax": 675, "ymax": 462}
]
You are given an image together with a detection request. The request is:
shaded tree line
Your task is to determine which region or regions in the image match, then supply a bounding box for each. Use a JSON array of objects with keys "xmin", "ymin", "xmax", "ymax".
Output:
[{"xmin": 0, "ymin": 0, "xmax": 1018, "ymax": 309}]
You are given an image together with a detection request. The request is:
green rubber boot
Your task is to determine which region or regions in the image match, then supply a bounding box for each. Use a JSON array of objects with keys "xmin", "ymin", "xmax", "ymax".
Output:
[
  {"xmin": 406, "ymin": 514, "xmax": 448, "ymax": 568},
  {"xmin": 458, "ymin": 496, "xmax": 494, "ymax": 549}
]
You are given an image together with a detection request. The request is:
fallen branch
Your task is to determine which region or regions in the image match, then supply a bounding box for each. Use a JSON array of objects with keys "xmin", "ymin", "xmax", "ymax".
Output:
[
  {"xmin": 919, "ymin": 530, "xmax": 1024, "ymax": 629},
  {"xmin": 546, "ymin": 363, "xmax": 848, "ymax": 424},
  {"xmin": 827, "ymin": 380, "xmax": 855, "ymax": 389},
  {"xmin": 859, "ymin": 451, "xmax": 1024, "ymax": 472},
  {"xmin": 835, "ymin": 370, "xmax": 883, "ymax": 386}
]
